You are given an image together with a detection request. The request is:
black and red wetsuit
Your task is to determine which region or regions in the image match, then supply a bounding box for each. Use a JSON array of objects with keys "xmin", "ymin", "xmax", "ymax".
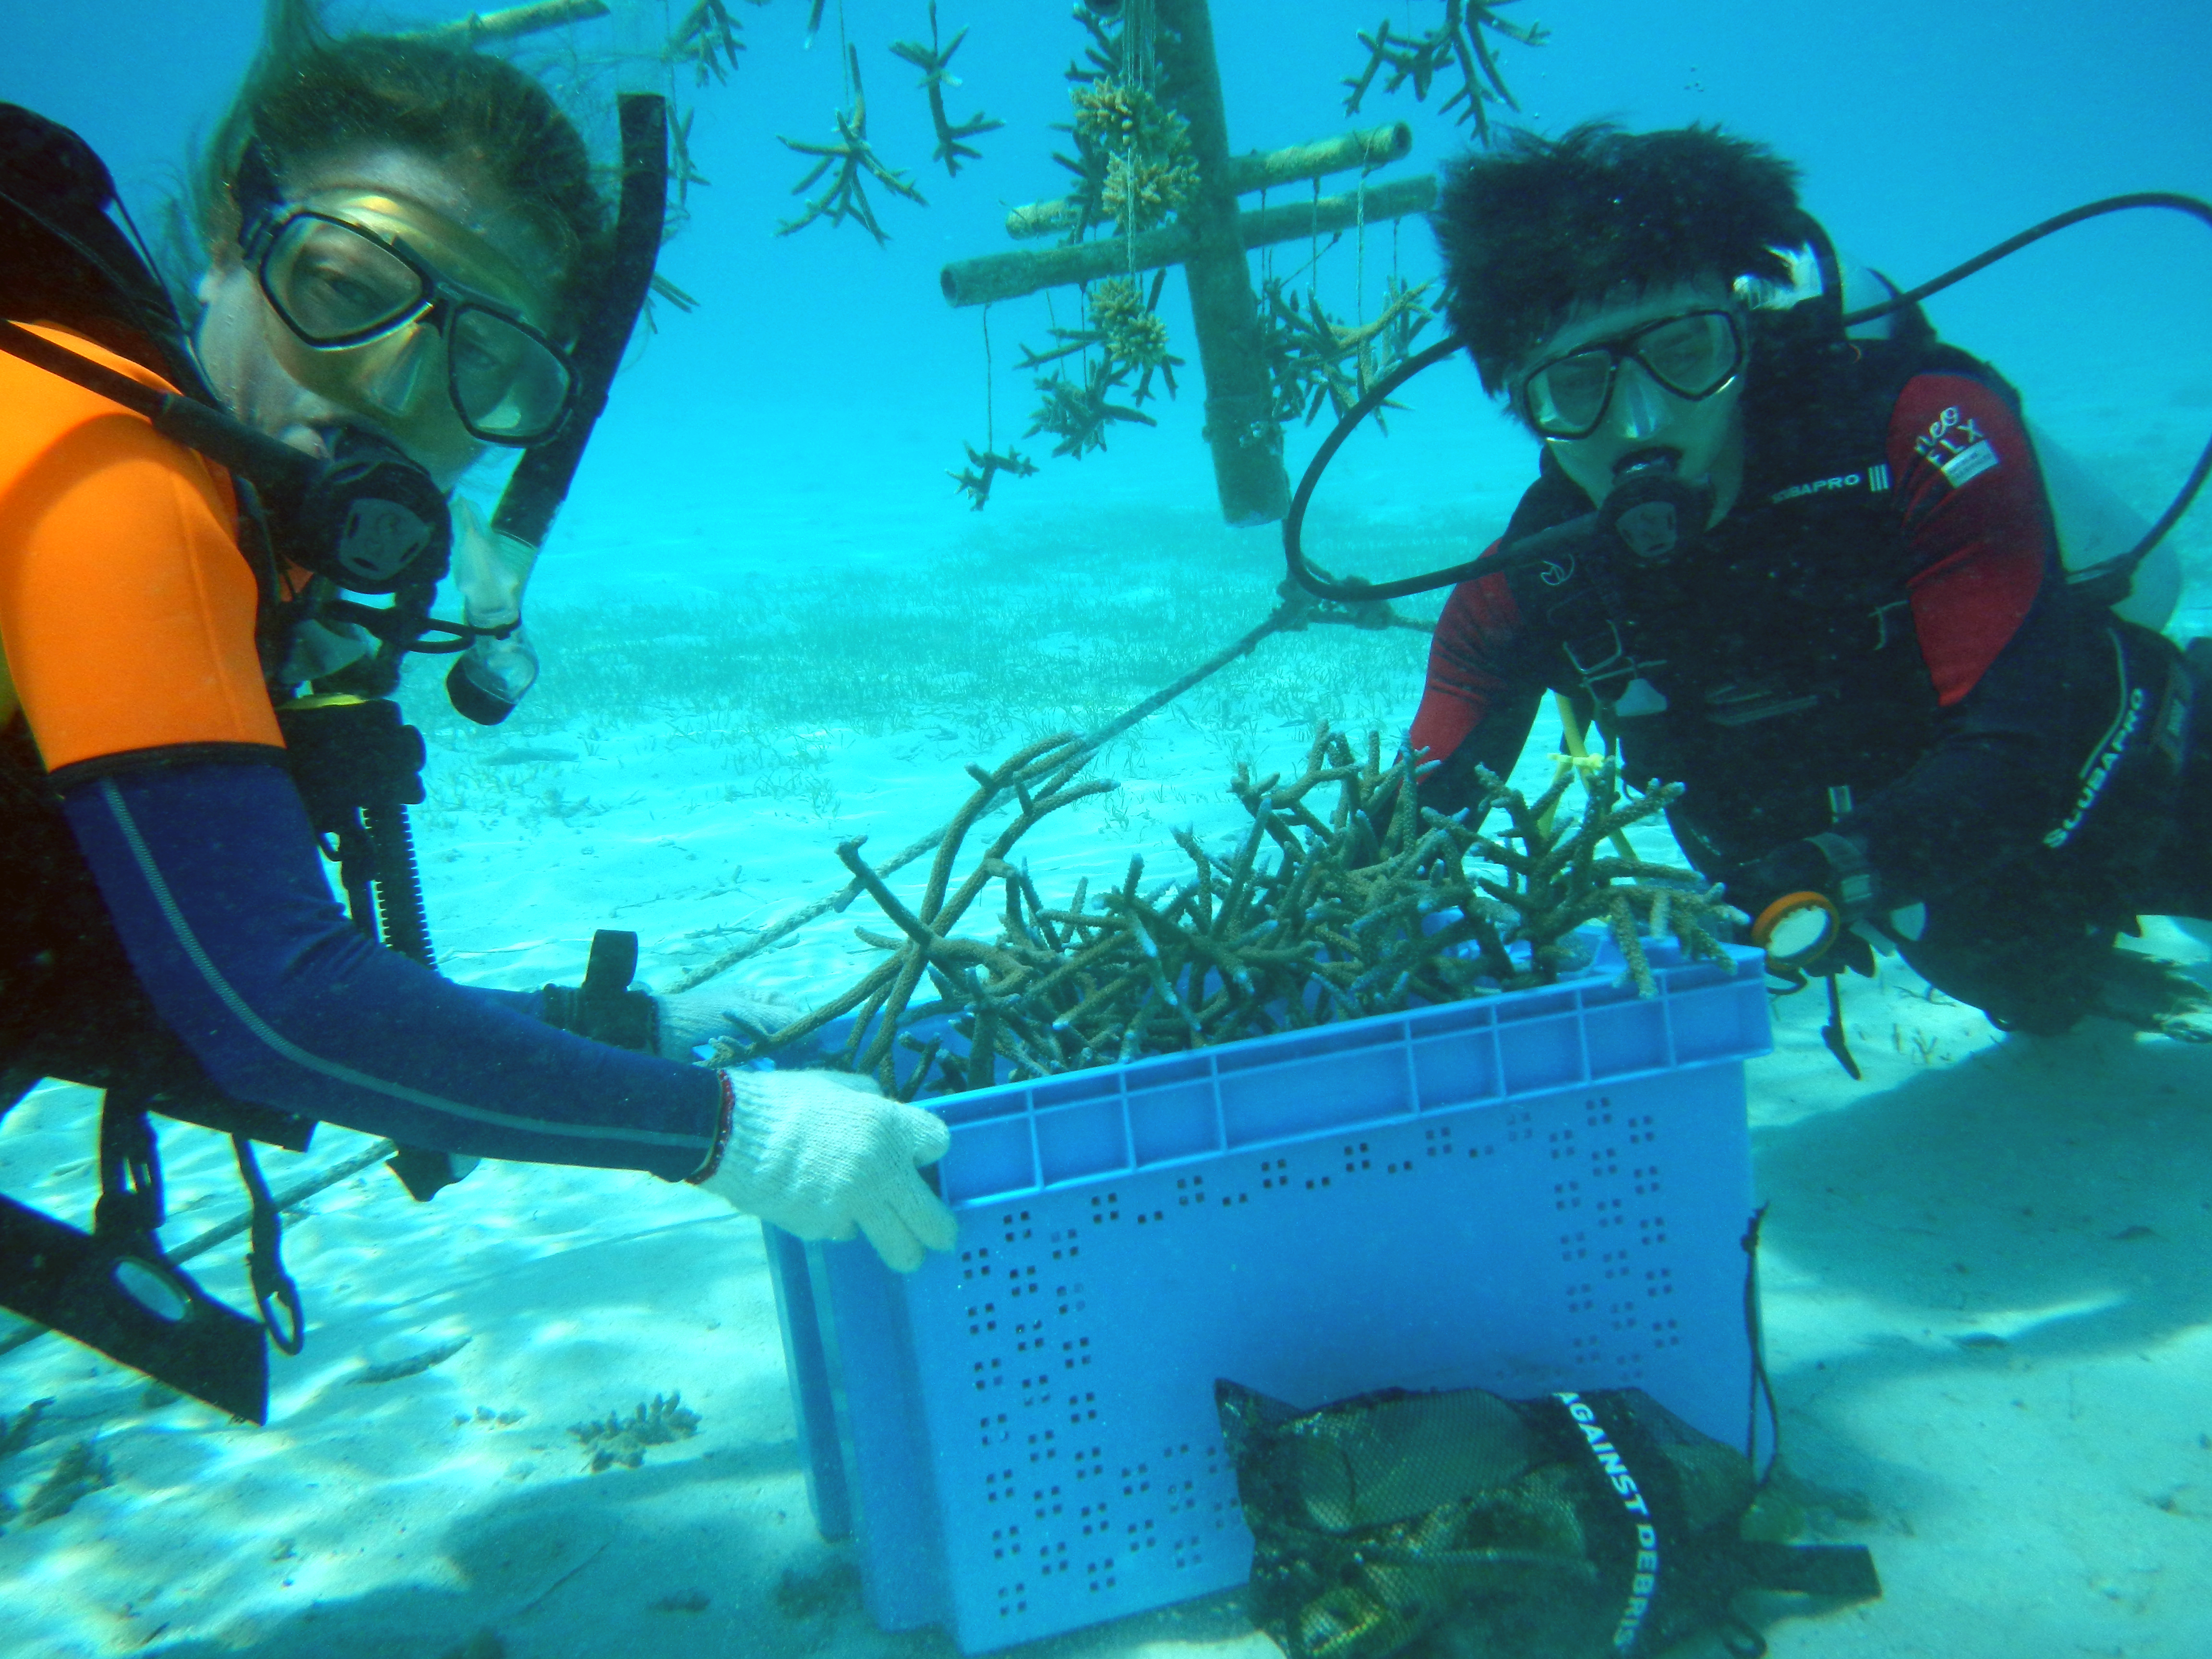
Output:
[{"xmin": 1407, "ymin": 325, "xmax": 2210, "ymax": 1031}]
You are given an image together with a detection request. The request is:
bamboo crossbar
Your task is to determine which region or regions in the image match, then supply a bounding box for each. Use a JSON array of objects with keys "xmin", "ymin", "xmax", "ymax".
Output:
[
  {"xmin": 942, "ymin": 173, "xmax": 1438, "ymax": 308},
  {"xmin": 1004, "ymin": 121, "xmax": 1414, "ymax": 240}
]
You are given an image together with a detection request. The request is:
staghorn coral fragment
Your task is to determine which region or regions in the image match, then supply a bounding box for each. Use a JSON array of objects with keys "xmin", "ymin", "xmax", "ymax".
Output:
[
  {"xmin": 1340, "ymin": 0, "xmax": 1548, "ymax": 144},
  {"xmin": 948, "ymin": 442, "xmax": 1037, "ymax": 509},
  {"xmin": 891, "ymin": 3, "xmax": 1004, "ymax": 178},
  {"xmin": 777, "ymin": 48, "xmax": 926, "ymax": 244},
  {"xmin": 1026, "ymin": 361, "xmax": 1159, "ymax": 459},
  {"xmin": 1261, "ymin": 275, "xmax": 1436, "ymax": 427},
  {"xmin": 738, "ymin": 730, "xmax": 1729, "ymax": 1103},
  {"xmin": 350, "ymin": 1335, "xmax": 471, "ymax": 1384}
]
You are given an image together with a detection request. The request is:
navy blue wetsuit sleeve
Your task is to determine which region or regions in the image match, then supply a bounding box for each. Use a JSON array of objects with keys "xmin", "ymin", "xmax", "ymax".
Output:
[
  {"xmin": 58, "ymin": 758, "xmax": 720, "ymax": 1178},
  {"xmin": 1837, "ymin": 584, "xmax": 2093, "ymax": 902},
  {"xmin": 461, "ymin": 985, "xmax": 548, "ymax": 1020}
]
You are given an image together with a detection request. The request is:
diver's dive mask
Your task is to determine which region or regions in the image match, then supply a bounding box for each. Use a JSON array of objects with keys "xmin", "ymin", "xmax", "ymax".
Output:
[
  {"xmin": 246, "ymin": 207, "xmax": 577, "ymax": 446},
  {"xmin": 1519, "ymin": 309, "xmax": 1744, "ymax": 439}
]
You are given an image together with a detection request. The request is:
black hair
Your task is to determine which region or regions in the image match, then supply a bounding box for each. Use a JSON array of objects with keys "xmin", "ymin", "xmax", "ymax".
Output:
[
  {"xmin": 1432, "ymin": 122, "xmax": 1806, "ymax": 399},
  {"xmin": 192, "ymin": 0, "xmax": 608, "ymax": 331}
]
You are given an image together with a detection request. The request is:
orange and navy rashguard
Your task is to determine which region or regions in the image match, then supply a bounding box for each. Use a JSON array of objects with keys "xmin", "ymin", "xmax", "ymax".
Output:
[
  {"xmin": 1406, "ymin": 363, "xmax": 2130, "ymax": 912},
  {"xmin": 0, "ymin": 329, "xmax": 719, "ymax": 1177}
]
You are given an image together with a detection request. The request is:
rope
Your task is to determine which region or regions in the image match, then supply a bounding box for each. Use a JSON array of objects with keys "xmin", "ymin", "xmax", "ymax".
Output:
[
  {"xmin": 1309, "ymin": 176, "xmax": 1321, "ymax": 308},
  {"xmin": 1126, "ymin": 0, "xmax": 1156, "ymax": 88},
  {"xmin": 982, "ymin": 304, "xmax": 994, "ymax": 450},
  {"xmin": 1355, "ymin": 170, "xmax": 1368, "ymax": 333},
  {"xmin": 1125, "ymin": 144, "xmax": 1137, "ymax": 272}
]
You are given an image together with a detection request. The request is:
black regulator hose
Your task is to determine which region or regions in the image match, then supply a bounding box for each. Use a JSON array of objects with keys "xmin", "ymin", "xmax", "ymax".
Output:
[
  {"xmin": 1281, "ymin": 337, "xmax": 1466, "ymax": 603},
  {"xmin": 1284, "ymin": 192, "xmax": 2212, "ymax": 607}
]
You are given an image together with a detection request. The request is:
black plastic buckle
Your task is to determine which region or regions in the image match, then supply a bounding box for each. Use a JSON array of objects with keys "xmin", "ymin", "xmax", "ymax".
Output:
[{"xmin": 542, "ymin": 930, "xmax": 656, "ymax": 1054}]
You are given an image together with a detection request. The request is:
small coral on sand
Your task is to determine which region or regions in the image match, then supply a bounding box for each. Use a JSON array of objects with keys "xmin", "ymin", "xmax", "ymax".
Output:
[{"xmin": 568, "ymin": 1393, "xmax": 701, "ymax": 1473}]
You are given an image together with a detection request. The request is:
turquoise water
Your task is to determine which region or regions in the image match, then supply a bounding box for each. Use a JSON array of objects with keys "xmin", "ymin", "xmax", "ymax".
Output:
[{"xmin": 3, "ymin": 2, "xmax": 2211, "ymax": 1656}]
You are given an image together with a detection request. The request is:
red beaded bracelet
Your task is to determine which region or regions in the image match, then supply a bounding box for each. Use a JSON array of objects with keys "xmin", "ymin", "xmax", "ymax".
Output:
[{"xmin": 686, "ymin": 1070, "xmax": 736, "ymax": 1185}]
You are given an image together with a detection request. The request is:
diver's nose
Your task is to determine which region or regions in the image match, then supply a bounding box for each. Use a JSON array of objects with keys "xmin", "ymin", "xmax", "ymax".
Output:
[
  {"xmin": 349, "ymin": 323, "xmax": 444, "ymax": 421},
  {"xmin": 1608, "ymin": 360, "xmax": 1669, "ymax": 443}
]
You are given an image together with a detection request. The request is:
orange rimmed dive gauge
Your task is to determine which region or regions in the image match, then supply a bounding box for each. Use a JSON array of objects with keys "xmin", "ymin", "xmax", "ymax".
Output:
[{"xmin": 1751, "ymin": 890, "xmax": 1841, "ymax": 968}]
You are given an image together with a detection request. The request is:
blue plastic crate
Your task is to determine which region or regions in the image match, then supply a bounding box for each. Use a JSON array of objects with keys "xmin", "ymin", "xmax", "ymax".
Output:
[{"xmin": 767, "ymin": 936, "xmax": 1771, "ymax": 1654}]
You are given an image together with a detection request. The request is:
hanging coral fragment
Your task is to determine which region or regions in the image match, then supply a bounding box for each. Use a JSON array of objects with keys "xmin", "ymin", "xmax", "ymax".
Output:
[
  {"xmin": 1066, "ymin": 78, "xmax": 1198, "ymax": 236},
  {"xmin": 776, "ymin": 47, "xmax": 926, "ymax": 242},
  {"xmin": 666, "ymin": 0, "xmax": 759, "ymax": 86},
  {"xmin": 947, "ymin": 443, "xmax": 1037, "ymax": 510},
  {"xmin": 1341, "ymin": 0, "xmax": 1548, "ymax": 143},
  {"xmin": 891, "ymin": 3, "xmax": 1004, "ymax": 178},
  {"xmin": 1260, "ymin": 273, "xmax": 1437, "ymax": 426},
  {"xmin": 1016, "ymin": 271, "xmax": 1183, "ymax": 406},
  {"xmin": 1026, "ymin": 360, "xmax": 1159, "ymax": 460}
]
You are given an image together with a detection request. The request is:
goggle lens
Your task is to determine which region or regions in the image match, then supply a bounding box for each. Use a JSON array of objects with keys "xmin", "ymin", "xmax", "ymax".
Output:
[
  {"xmin": 263, "ymin": 215, "xmax": 423, "ymax": 341},
  {"xmin": 449, "ymin": 308, "xmax": 572, "ymax": 440},
  {"xmin": 1637, "ymin": 311, "xmax": 1741, "ymax": 398},
  {"xmin": 1523, "ymin": 311, "xmax": 1743, "ymax": 439},
  {"xmin": 1525, "ymin": 350, "xmax": 1613, "ymax": 435},
  {"xmin": 258, "ymin": 212, "xmax": 574, "ymax": 445}
]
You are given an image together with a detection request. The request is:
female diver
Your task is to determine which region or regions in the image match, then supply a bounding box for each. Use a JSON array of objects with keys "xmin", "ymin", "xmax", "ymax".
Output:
[{"xmin": 0, "ymin": 1, "xmax": 956, "ymax": 1367}]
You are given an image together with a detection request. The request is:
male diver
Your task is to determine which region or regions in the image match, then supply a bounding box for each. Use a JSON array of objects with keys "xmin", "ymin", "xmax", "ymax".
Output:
[
  {"xmin": 0, "ymin": 18, "xmax": 954, "ymax": 1418},
  {"xmin": 1403, "ymin": 123, "xmax": 2212, "ymax": 1038}
]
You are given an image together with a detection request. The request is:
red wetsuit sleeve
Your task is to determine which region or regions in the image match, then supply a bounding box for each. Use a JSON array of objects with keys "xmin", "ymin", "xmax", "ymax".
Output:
[
  {"xmin": 1893, "ymin": 372, "xmax": 2051, "ymax": 704},
  {"xmin": 1409, "ymin": 552, "xmax": 1525, "ymax": 763}
]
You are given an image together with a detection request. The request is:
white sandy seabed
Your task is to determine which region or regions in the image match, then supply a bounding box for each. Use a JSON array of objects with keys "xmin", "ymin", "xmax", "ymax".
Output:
[{"xmin": 4, "ymin": 521, "xmax": 2212, "ymax": 1656}]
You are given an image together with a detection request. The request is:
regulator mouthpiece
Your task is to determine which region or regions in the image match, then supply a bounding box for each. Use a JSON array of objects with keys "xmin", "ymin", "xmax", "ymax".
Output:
[
  {"xmin": 289, "ymin": 425, "xmax": 452, "ymax": 593},
  {"xmin": 1602, "ymin": 450, "xmax": 1711, "ymax": 565}
]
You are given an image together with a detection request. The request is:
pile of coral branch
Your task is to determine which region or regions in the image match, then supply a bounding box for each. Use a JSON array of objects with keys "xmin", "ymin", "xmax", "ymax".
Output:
[{"xmin": 732, "ymin": 729, "xmax": 1733, "ymax": 1099}]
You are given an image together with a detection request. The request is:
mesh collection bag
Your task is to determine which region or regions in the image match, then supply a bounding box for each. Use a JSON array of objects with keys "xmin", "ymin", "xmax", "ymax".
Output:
[{"xmin": 1216, "ymin": 1380, "xmax": 1878, "ymax": 1659}]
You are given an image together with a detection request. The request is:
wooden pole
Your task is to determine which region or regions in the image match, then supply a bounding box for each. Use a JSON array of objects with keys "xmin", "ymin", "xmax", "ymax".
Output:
[
  {"xmin": 1152, "ymin": 0, "xmax": 1285, "ymax": 527},
  {"xmin": 941, "ymin": 173, "xmax": 1436, "ymax": 309},
  {"xmin": 1003, "ymin": 121, "xmax": 1413, "ymax": 240}
]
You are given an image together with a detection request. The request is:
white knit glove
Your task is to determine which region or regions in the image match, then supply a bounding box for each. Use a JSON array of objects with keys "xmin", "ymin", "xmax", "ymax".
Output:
[
  {"xmin": 695, "ymin": 1070, "xmax": 959, "ymax": 1272},
  {"xmin": 652, "ymin": 986, "xmax": 805, "ymax": 1061}
]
